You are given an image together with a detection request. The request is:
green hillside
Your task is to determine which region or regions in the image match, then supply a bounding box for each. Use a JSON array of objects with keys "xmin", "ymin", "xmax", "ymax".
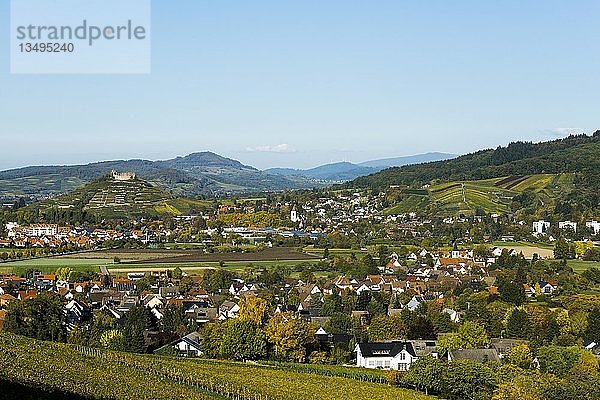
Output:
[
  {"xmin": 353, "ymin": 133, "xmax": 600, "ymax": 216},
  {"xmin": 0, "ymin": 333, "xmax": 433, "ymax": 400},
  {"xmin": 0, "ymin": 152, "xmax": 321, "ymax": 200},
  {"xmin": 383, "ymin": 173, "xmax": 575, "ymax": 217},
  {"xmin": 24, "ymin": 173, "xmax": 211, "ymax": 222},
  {"xmin": 352, "ymin": 133, "xmax": 600, "ymax": 188}
]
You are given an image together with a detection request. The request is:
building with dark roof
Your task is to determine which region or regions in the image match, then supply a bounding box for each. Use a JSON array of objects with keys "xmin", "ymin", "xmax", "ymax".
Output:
[
  {"xmin": 443, "ymin": 348, "xmax": 500, "ymax": 363},
  {"xmin": 355, "ymin": 341, "xmax": 417, "ymax": 371}
]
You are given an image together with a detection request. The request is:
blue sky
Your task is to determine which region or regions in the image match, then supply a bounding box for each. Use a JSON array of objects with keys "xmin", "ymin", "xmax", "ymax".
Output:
[{"xmin": 1, "ymin": 0, "xmax": 599, "ymax": 170}]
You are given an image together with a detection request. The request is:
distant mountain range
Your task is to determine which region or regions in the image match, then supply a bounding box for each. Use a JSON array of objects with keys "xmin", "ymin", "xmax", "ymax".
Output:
[
  {"xmin": 0, "ymin": 152, "xmax": 314, "ymax": 200},
  {"xmin": 0, "ymin": 151, "xmax": 456, "ymax": 201},
  {"xmin": 265, "ymin": 152, "xmax": 457, "ymax": 182}
]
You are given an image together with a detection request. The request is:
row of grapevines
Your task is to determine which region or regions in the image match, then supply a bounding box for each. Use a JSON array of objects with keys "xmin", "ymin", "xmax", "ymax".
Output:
[
  {"xmin": 105, "ymin": 352, "xmax": 434, "ymax": 400},
  {"xmin": 0, "ymin": 333, "xmax": 434, "ymax": 400},
  {"xmin": 0, "ymin": 333, "xmax": 217, "ymax": 400},
  {"xmin": 255, "ymin": 360, "xmax": 387, "ymax": 383}
]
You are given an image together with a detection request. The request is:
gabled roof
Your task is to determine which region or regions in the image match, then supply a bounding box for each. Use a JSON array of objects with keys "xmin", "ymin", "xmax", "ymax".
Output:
[
  {"xmin": 583, "ymin": 339, "xmax": 600, "ymax": 354},
  {"xmin": 541, "ymin": 279, "xmax": 558, "ymax": 287},
  {"xmin": 18, "ymin": 290, "xmax": 38, "ymax": 301},
  {"xmin": 490, "ymin": 338, "xmax": 528, "ymax": 354},
  {"xmin": 357, "ymin": 342, "xmax": 416, "ymax": 358},
  {"xmin": 447, "ymin": 348, "xmax": 500, "ymax": 363}
]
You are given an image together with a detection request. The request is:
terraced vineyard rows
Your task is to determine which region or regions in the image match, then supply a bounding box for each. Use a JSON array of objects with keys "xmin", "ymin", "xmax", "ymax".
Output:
[
  {"xmin": 382, "ymin": 173, "xmax": 575, "ymax": 216},
  {"xmin": 0, "ymin": 333, "xmax": 434, "ymax": 400},
  {"xmin": 32, "ymin": 175, "xmax": 212, "ymax": 220}
]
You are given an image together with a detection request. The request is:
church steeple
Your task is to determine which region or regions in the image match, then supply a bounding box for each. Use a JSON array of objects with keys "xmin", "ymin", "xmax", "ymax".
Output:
[{"xmin": 452, "ymin": 241, "xmax": 460, "ymax": 258}]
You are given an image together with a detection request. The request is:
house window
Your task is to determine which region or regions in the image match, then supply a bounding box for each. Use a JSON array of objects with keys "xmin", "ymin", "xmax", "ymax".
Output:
[{"xmin": 399, "ymin": 352, "xmax": 406, "ymax": 360}]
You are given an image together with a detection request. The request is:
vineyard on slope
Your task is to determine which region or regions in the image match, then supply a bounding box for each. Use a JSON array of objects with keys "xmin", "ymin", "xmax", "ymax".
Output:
[{"xmin": 0, "ymin": 333, "xmax": 434, "ymax": 400}]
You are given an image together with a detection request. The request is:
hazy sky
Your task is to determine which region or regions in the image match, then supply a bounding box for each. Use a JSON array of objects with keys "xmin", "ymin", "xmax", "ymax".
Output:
[{"xmin": 1, "ymin": 1, "xmax": 599, "ymax": 170}]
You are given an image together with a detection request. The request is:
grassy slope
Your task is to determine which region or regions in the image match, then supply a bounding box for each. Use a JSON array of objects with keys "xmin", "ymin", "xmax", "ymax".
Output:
[
  {"xmin": 0, "ymin": 175, "xmax": 87, "ymax": 198},
  {"xmin": 382, "ymin": 173, "xmax": 574, "ymax": 216},
  {"xmin": 0, "ymin": 333, "xmax": 218, "ymax": 400},
  {"xmin": 0, "ymin": 333, "xmax": 434, "ymax": 400},
  {"xmin": 28, "ymin": 176, "xmax": 211, "ymax": 219},
  {"xmin": 352, "ymin": 134, "xmax": 600, "ymax": 189}
]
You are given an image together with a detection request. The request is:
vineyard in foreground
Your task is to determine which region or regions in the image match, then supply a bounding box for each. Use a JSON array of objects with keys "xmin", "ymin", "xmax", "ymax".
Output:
[{"xmin": 0, "ymin": 333, "xmax": 434, "ymax": 400}]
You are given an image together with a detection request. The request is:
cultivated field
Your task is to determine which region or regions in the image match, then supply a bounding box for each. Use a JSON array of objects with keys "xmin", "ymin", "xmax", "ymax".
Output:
[
  {"xmin": 495, "ymin": 245, "xmax": 554, "ymax": 259},
  {"xmin": 0, "ymin": 333, "xmax": 434, "ymax": 400},
  {"xmin": 0, "ymin": 247, "xmax": 322, "ymax": 276},
  {"xmin": 129, "ymin": 247, "xmax": 319, "ymax": 264}
]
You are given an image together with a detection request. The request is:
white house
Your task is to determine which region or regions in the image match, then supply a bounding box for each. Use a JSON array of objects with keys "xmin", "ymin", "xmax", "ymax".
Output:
[
  {"xmin": 24, "ymin": 224, "xmax": 58, "ymax": 237},
  {"xmin": 144, "ymin": 294, "xmax": 164, "ymax": 309},
  {"xmin": 539, "ymin": 280, "xmax": 559, "ymax": 295},
  {"xmin": 290, "ymin": 207, "xmax": 300, "ymax": 223},
  {"xmin": 586, "ymin": 221, "xmax": 600, "ymax": 235},
  {"xmin": 443, "ymin": 308, "xmax": 460, "ymax": 322},
  {"xmin": 355, "ymin": 342, "xmax": 418, "ymax": 371},
  {"xmin": 63, "ymin": 300, "xmax": 86, "ymax": 330},
  {"xmin": 491, "ymin": 247, "xmax": 504, "ymax": 257},
  {"xmin": 385, "ymin": 253, "xmax": 402, "ymax": 271},
  {"xmin": 406, "ymin": 296, "xmax": 421, "ymax": 312},
  {"xmin": 218, "ymin": 301, "xmax": 240, "ymax": 320},
  {"xmin": 229, "ymin": 280, "xmax": 249, "ymax": 296},
  {"xmin": 532, "ymin": 220, "xmax": 550, "ymax": 235},
  {"xmin": 559, "ymin": 221, "xmax": 577, "ymax": 233},
  {"xmin": 173, "ymin": 332, "xmax": 203, "ymax": 357}
]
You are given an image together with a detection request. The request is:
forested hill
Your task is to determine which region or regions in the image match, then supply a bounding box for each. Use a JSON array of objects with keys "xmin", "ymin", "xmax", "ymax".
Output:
[{"xmin": 349, "ymin": 133, "xmax": 600, "ymax": 189}]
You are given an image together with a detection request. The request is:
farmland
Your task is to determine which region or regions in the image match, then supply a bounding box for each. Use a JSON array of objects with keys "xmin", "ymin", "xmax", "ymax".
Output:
[
  {"xmin": 128, "ymin": 247, "xmax": 319, "ymax": 264},
  {"xmin": 0, "ymin": 247, "xmax": 323, "ymax": 276},
  {"xmin": 0, "ymin": 333, "xmax": 434, "ymax": 400}
]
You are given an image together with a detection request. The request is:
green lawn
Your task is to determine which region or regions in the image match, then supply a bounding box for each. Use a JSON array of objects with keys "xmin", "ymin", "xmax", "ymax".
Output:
[
  {"xmin": 566, "ymin": 259, "xmax": 600, "ymax": 273},
  {"xmin": 0, "ymin": 258, "xmax": 113, "ymax": 275}
]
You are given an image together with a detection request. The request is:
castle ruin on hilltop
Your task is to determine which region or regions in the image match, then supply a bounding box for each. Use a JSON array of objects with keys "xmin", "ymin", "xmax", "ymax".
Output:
[{"xmin": 111, "ymin": 171, "xmax": 136, "ymax": 181}]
